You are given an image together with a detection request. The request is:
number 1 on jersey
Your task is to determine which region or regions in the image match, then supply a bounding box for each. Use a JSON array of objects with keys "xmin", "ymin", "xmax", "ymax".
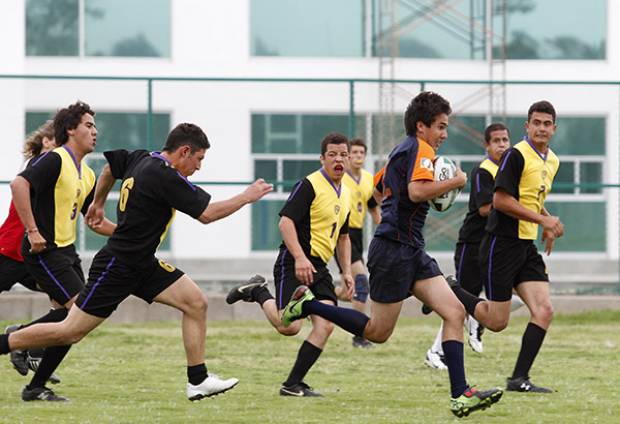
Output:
[{"xmin": 119, "ymin": 177, "xmax": 135, "ymax": 212}]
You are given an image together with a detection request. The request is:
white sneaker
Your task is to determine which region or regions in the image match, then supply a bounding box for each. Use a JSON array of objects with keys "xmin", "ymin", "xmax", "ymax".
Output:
[
  {"xmin": 466, "ymin": 315, "xmax": 484, "ymax": 354},
  {"xmin": 424, "ymin": 349, "xmax": 447, "ymax": 370},
  {"xmin": 510, "ymin": 295, "xmax": 525, "ymax": 312},
  {"xmin": 187, "ymin": 374, "xmax": 239, "ymax": 401}
]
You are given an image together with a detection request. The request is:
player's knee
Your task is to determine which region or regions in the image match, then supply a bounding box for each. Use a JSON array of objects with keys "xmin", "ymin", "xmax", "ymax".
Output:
[
  {"xmin": 486, "ymin": 317, "xmax": 509, "ymax": 332},
  {"xmin": 187, "ymin": 292, "xmax": 208, "ymax": 317},
  {"xmin": 533, "ymin": 302, "xmax": 554, "ymax": 325},
  {"xmin": 352, "ymin": 274, "xmax": 369, "ymax": 303},
  {"xmin": 277, "ymin": 323, "xmax": 301, "ymax": 336}
]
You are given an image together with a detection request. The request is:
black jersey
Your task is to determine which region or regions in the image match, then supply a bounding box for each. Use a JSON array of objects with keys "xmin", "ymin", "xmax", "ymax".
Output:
[
  {"xmin": 102, "ymin": 150, "xmax": 211, "ymax": 265},
  {"xmin": 19, "ymin": 146, "xmax": 96, "ymax": 252},
  {"xmin": 457, "ymin": 158, "xmax": 498, "ymax": 243}
]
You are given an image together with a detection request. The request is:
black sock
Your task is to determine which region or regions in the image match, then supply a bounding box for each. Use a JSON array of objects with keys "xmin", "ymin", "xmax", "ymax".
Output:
[
  {"xmin": 451, "ymin": 286, "xmax": 484, "ymax": 317},
  {"xmin": 511, "ymin": 322, "xmax": 547, "ymax": 379},
  {"xmin": 0, "ymin": 334, "xmax": 9, "ymax": 355},
  {"xmin": 27, "ymin": 345, "xmax": 71, "ymax": 389},
  {"xmin": 28, "ymin": 347, "xmax": 45, "ymax": 358},
  {"xmin": 253, "ymin": 285, "xmax": 274, "ymax": 306},
  {"xmin": 443, "ymin": 340, "xmax": 468, "ymax": 398},
  {"xmin": 21, "ymin": 308, "xmax": 69, "ymax": 329},
  {"xmin": 301, "ymin": 300, "xmax": 369, "ymax": 338},
  {"xmin": 283, "ymin": 340, "xmax": 322, "ymax": 387},
  {"xmin": 187, "ymin": 363, "xmax": 208, "ymax": 385}
]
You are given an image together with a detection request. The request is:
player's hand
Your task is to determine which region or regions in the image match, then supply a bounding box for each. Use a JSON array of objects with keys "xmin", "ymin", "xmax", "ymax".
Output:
[
  {"xmin": 244, "ymin": 179, "xmax": 274, "ymax": 203},
  {"xmin": 453, "ymin": 168, "xmax": 467, "ymax": 189},
  {"xmin": 295, "ymin": 256, "xmax": 316, "ymax": 285},
  {"xmin": 541, "ymin": 229, "xmax": 556, "ymax": 255},
  {"xmin": 27, "ymin": 230, "xmax": 47, "ymax": 254},
  {"xmin": 342, "ymin": 273, "xmax": 355, "ymax": 299},
  {"xmin": 85, "ymin": 203, "xmax": 105, "ymax": 228},
  {"xmin": 541, "ymin": 215, "xmax": 564, "ymax": 238}
]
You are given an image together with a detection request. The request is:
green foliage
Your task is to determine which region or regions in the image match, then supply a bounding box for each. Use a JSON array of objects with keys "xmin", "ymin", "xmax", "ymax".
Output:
[{"xmin": 1, "ymin": 311, "xmax": 618, "ymax": 423}]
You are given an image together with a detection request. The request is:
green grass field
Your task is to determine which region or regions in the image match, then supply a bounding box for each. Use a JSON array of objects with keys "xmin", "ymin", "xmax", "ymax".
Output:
[{"xmin": 1, "ymin": 310, "xmax": 619, "ymax": 423}]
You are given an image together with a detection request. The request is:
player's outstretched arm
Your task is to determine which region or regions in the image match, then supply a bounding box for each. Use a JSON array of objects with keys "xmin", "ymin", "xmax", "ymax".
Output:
[
  {"xmin": 494, "ymin": 190, "xmax": 564, "ymax": 238},
  {"xmin": 198, "ymin": 178, "xmax": 273, "ymax": 224},
  {"xmin": 408, "ymin": 168, "xmax": 467, "ymax": 203},
  {"xmin": 10, "ymin": 176, "xmax": 47, "ymax": 253}
]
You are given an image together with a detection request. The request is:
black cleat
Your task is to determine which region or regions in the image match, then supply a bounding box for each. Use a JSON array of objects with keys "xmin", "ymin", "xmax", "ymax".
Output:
[
  {"xmin": 421, "ymin": 304, "xmax": 433, "ymax": 315},
  {"xmin": 352, "ymin": 336, "xmax": 374, "ymax": 349},
  {"xmin": 225, "ymin": 275, "xmax": 267, "ymax": 304},
  {"xmin": 5, "ymin": 325, "xmax": 28, "ymax": 376},
  {"xmin": 279, "ymin": 382, "xmax": 323, "ymax": 397},
  {"xmin": 506, "ymin": 376, "xmax": 554, "ymax": 393},
  {"xmin": 22, "ymin": 385, "xmax": 68, "ymax": 402}
]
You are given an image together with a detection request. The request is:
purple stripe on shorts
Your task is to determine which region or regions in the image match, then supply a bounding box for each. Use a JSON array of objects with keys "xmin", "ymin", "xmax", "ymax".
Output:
[
  {"xmin": 499, "ymin": 150, "xmax": 512, "ymax": 172},
  {"xmin": 456, "ymin": 244, "xmax": 467, "ymax": 282},
  {"xmin": 278, "ymin": 249, "xmax": 287, "ymax": 309},
  {"xmin": 80, "ymin": 256, "xmax": 116, "ymax": 309},
  {"xmin": 486, "ymin": 236, "xmax": 497, "ymax": 300},
  {"xmin": 37, "ymin": 255, "xmax": 71, "ymax": 301}
]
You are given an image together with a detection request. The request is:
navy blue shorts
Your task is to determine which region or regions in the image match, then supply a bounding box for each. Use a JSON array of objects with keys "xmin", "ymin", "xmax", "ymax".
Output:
[
  {"xmin": 453, "ymin": 242, "xmax": 484, "ymax": 297},
  {"xmin": 367, "ymin": 237, "xmax": 442, "ymax": 303}
]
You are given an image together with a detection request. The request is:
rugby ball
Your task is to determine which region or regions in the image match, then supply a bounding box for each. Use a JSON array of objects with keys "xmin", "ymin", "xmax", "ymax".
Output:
[{"xmin": 429, "ymin": 156, "xmax": 460, "ymax": 212}]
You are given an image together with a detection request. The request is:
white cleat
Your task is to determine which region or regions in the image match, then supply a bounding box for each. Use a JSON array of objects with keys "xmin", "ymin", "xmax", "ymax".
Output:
[
  {"xmin": 187, "ymin": 374, "xmax": 239, "ymax": 401},
  {"xmin": 466, "ymin": 315, "xmax": 484, "ymax": 354},
  {"xmin": 424, "ymin": 349, "xmax": 448, "ymax": 370},
  {"xmin": 510, "ymin": 295, "xmax": 525, "ymax": 312}
]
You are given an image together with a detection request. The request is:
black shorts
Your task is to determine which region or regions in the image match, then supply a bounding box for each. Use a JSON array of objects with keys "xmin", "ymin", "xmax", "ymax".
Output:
[
  {"xmin": 480, "ymin": 234, "xmax": 548, "ymax": 302},
  {"xmin": 367, "ymin": 237, "xmax": 442, "ymax": 304},
  {"xmin": 453, "ymin": 242, "xmax": 483, "ymax": 297},
  {"xmin": 273, "ymin": 249, "xmax": 337, "ymax": 310},
  {"xmin": 23, "ymin": 245, "xmax": 85, "ymax": 304},
  {"xmin": 76, "ymin": 249, "xmax": 185, "ymax": 318},
  {"xmin": 0, "ymin": 254, "xmax": 41, "ymax": 293},
  {"xmin": 334, "ymin": 228, "xmax": 364, "ymax": 273}
]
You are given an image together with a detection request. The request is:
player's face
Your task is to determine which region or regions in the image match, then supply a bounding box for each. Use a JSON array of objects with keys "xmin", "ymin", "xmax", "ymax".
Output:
[
  {"xmin": 486, "ymin": 129, "xmax": 510, "ymax": 163},
  {"xmin": 320, "ymin": 143, "xmax": 349, "ymax": 182},
  {"xmin": 70, "ymin": 113, "xmax": 97, "ymax": 154},
  {"xmin": 177, "ymin": 147, "xmax": 206, "ymax": 177},
  {"xmin": 525, "ymin": 111, "xmax": 556, "ymax": 146},
  {"xmin": 417, "ymin": 113, "xmax": 449, "ymax": 151},
  {"xmin": 41, "ymin": 136, "xmax": 57, "ymax": 153},
  {"xmin": 349, "ymin": 145, "xmax": 366, "ymax": 170}
]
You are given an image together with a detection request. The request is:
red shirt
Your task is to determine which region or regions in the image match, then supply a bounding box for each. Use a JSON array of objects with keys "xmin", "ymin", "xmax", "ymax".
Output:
[{"xmin": 0, "ymin": 201, "xmax": 25, "ymax": 262}]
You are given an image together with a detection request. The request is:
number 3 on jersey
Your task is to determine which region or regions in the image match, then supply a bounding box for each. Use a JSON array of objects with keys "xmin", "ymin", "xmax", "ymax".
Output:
[{"xmin": 119, "ymin": 177, "xmax": 135, "ymax": 212}]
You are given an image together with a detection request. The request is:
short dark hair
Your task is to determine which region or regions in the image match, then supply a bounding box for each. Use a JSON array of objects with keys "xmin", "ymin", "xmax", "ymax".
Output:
[
  {"xmin": 404, "ymin": 91, "xmax": 452, "ymax": 136},
  {"xmin": 53, "ymin": 101, "xmax": 95, "ymax": 146},
  {"xmin": 320, "ymin": 132, "xmax": 350, "ymax": 155},
  {"xmin": 349, "ymin": 138, "xmax": 367, "ymax": 153},
  {"xmin": 527, "ymin": 100, "xmax": 556, "ymax": 123},
  {"xmin": 163, "ymin": 123, "xmax": 210, "ymax": 153},
  {"xmin": 484, "ymin": 122, "xmax": 510, "ymax": 143}
]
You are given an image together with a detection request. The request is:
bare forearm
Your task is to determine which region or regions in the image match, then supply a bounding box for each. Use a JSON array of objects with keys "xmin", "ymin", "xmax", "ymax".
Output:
[
  {"xmin": 408, "ymin": 179, "xmax": 461, "ymax": 203},
  {"xmin": 89, "ymin": 218, "xmax": 116, "ymax": 237},
  {"xmin": 10, "ymin": 177, "xmax": 37, "ymax": 231},
  {"xmin": 93, "ymin": 165, "xmax": 116, "ymax": 207},
  {"xmin": 494, "ymin": 192, "xmax": 544, "ymax": 224},
  {"xmin": 369, "ymin": 207, "xmax": 381, "ymax": 225},
  {"xmin": 336, "ymin": 235, "xmax": 352, "ymax": 275},
  {"xmin": 199, "ymin": 193, "xmax": 249, "ymax": 224}
]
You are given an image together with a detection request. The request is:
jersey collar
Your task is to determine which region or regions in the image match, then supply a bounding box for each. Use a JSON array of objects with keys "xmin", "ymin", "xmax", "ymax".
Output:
[
  {"xmin": 524, "ymin": 136, "xmax": 548, "ymax": 161},
  {"xmin": 320, "ymin": 168, "xmax": 341, "ymax": 198},
  {"xmin": 62, "ymin": 145, "xmax": 81, "ymax": 178},
  {"xmin": 151, "ymin": 151, "xmax": 172, "ymax": 166},
  {"xmin": 486, "ymin": 155, "xmax": 500, "ymax": 166},
  {"xmin": 346, "ymin": 170, "xmax": 361, "ymax": 185}
]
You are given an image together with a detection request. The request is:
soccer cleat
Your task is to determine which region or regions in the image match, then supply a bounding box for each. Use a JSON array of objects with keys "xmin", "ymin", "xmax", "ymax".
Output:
[
  {"xmin": 279, "ymin": 381, "xmax": 323, "ymax": 397},
  {"xmin": 27, "ymin": 354, "xmax": 62, "ymax": 384},
  {"xmin": 506, "ymin": 376, "xmax": 554, "ymax": 393},
  {"xmin": 21, "ymin": 385, "xmax": 68, "ymax": 402},
  {"xmin": 424, "ymin": 349, "xmax": 448, "ymax": 370},
  {"xmin": 225, "ymin": 275, "xmax": 267, "ymax": 305},
  {"xmin": 5, "ymin": 324, "xmax": 28, "ymax": 376},
  {"xmin": 450, "ymin": 386, "xmax": 503, "ymax": 418},
  {"xmin": 281, "ymin": 286, "xmax": 315, "ymax": 327},
  {"xmin": 466, "ymin": 316, "xmax": 484, "ymax": 354},
  {"xmin": 187, "ymin": 374, "xmax": 239, "ymax": 401},
  {"xmin": 352, "ymin": 336, "xmax": 374, "ymax": 349}
]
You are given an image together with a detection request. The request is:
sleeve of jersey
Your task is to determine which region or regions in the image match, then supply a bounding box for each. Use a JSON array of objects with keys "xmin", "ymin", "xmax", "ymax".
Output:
[
  {"xmin": 279, "ymin": 179, "xmax": 315, "ymax": 223},
  {"xmin": 494, "ymin": 149, "xmax": 524, "ymax": 198},
  {"xmin": 104, "ymin": 150, "xmax": 148, "ymax": 179},
  {"xmin": 474, "ymin": 169, "xmax": 495, "ymax": 208},
  {"xmin": 338, "ymin": 212, "xmax": 350, "ymax": 236},
  {"xmin": 80, "ymin": 182, "xmax": 96, "ymax": 216},
  {"xmin": 373, "ymin": 167, "xmax": 385, "ymax": 194},
  {"xmin": 367, "ymin": 196, "xmax": 378, "ymax": 209},
  {"xmin": 162, "ymin": 173, "xmax": 211, "ymax": 219},
  {"xmin": 18, "ymin": 152, "xmax": 61, "ymax": 192},
  {"xmin": 408, "ymin": 143, "xmax": 435, "ymax": 182}
]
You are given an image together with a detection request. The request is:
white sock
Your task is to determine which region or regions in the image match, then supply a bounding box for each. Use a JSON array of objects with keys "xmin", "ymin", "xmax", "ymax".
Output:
[{"xmin": 431, "ymin": 322, "xmax": 444, "ymax": 354}]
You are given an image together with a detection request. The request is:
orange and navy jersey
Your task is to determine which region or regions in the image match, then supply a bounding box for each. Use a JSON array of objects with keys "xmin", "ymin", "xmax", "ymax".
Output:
[
  {"xmin": 0, "ymin": 201, "xmax": 25, "ymax": 262},
  {"xmin": 374, "ymin": 136, "xmax": 435, "ymax": 247}
]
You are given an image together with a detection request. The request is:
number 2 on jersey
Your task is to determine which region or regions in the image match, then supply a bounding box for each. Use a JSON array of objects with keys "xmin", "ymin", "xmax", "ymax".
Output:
[{"xmin": 119, "ymin": 177, "xmax": 135, "ymax": 212}]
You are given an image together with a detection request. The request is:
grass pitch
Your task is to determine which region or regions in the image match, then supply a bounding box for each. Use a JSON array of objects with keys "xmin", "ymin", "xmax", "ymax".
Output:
[{"xmin": 1, "ymin": 310, "xmax": 619, "ymax": 423}]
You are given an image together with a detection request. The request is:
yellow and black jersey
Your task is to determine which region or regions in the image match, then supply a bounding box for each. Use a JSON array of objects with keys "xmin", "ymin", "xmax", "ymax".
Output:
[
  {"xmin": 343, "ymin": 169, "xmax": 378, "ymax": 229},
  {"xmin": 103, "ymin": 150, "xmax": 211, "ymax": 266},
  {"xmin": 279, "ymin": 169, "xmax": 351, "ymax": 266},
  {"xmin": 19, "ymin": 146, "xmax": 96, "ymax": 251},
  {"xmin": 458, "ymin": 157, "xmax": 498, "ymax": 243},
  {"xmin": 486, "ymin": 139, "xmax": 560, "ymax": 240}
]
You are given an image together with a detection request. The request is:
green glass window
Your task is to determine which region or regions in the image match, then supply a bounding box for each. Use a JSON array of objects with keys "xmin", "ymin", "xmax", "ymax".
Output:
[
  {"xmin": 250, "ymin": 0, "xmax": 364, "ymax": 57},
  {"xmin": 540, "ymin": 202, "xmax": 606, "ymax": 252},
  {"xmin": 26, "ymin": 0, "xmax": 79, "ymax": 56}
]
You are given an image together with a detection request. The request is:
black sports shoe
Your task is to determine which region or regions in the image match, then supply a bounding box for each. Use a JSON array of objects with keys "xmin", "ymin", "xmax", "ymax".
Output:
[
  {"xmin": 421, "ymin": 276, "xmax": 459, "ymax": 315},
  {"xmin": 27, "ymin": 354, "xmax": 62, "ymax": 384},
  {"xmin": 279, "ymin": 382, "xmax": 323, "ymax": 397},
  {"xmin": 421, "ymin": 304, "xmax": 433, "ymax": 315},
  {"xmin": 22, "ymin": 385, "xmax": 68, "ymax": 402},
  {"xmin": 506, "ymin": 376, "xmax": 554, "ymax": 393},
  {"xmin": 226, "ymin": 275, "xmax": 267, "ymax": 304},
  {"xmin": 352, "ymin": 336, "xmax": 373, "ymax": 349},
  {"xmin": 5, "ymin": 324, "xmax": 28, "ymax": 376}
]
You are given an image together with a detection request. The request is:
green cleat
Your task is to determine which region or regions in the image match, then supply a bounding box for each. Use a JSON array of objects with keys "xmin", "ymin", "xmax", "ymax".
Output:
[
  {"xmin": 281, "ymin": 286, "xmax": 315, "ymax": 327},
  {"xmin": 450, "ymin": 386, "xmax": 503, "ymax": 418}
]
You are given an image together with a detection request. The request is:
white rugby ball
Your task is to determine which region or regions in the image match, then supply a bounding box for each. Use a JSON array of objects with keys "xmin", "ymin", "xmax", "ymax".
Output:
[{"xmin": 429, "ymin": 156, "xmax": 460, "ymax": 212}]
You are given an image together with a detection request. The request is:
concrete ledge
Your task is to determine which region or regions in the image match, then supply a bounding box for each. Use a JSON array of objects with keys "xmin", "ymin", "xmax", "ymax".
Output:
[{"xmin": 1, "ymin": 292, "xmax": 620, "ymax": 323}]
